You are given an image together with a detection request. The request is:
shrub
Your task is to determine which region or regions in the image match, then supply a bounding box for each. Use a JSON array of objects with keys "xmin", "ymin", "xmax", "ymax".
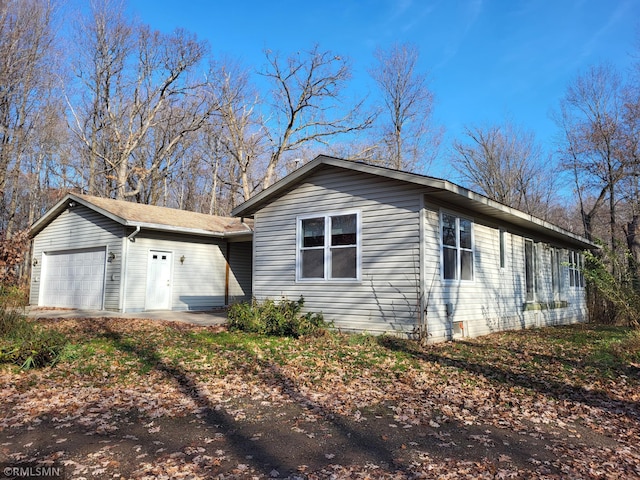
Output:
[
  {"xmin": 584, "ymin": 249, "xmax": 640, "ymax": 328},
  {"xmin": 0, "ymin": 284, "xmax": 29, "ymax": 309},
  {"xmin": 227, "ymin": 296, "xmax": 330, "ymax": 338},
  {"xmin": 0, "ymin": 308, "xmax": 66, "ymax": 369}
]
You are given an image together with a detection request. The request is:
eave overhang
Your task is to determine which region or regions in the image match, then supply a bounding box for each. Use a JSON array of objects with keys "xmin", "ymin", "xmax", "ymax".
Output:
[
  {"xmin": 30, "ymin": 193, "xmax": 253, "ymax": 239},
  {"xmin": 232, "ymin": 155, "xmax": 597, "ymax": 251}
]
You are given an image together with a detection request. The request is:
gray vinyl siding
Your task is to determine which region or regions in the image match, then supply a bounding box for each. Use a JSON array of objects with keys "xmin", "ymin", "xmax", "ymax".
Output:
[
  {"xmin": 422, "ymin": 204, "xmax": 588, "ymax": 343},
  {"xmin": 30, "ymin": 204, "xmax": 124, "ymax": 310},
  {"xmin": 227, "ymin": 241, "xmax": 252, "ymax": 303},
  {"xmin": 251, "ymin": 167, "xmax": 588, "ymax": 340},
  {"xmin": 252, "ymin": 168, "xmax": 424, "ymax": 335},
  {"xmin": 123, "ymin": 231, "xmax": 229, "ymax": 312}
]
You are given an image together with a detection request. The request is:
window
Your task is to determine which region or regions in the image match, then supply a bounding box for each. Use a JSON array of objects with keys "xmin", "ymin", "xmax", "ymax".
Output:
[
  {"xmin": 550, "ymin": 247, "xmax": 569, "ymax": 298},
  {"xmin": 499, "ymin": 228, "xmax": 506, "ymax": 269},
  {"xmin": 569, "ymin": 251, "xmax": 585, "ymax": 288},
  {"xmin": 551, "ymin": 247, "xmax": 563, "ymax": 296},
  {"xmin": 298, "ymin": 212, "xmax": 359, "ymax": 281},
  {"xmin": 525, "ymin": 239, "xmax": 536, "ymax": 301},
  {"xmin": 441, "ymin": 212, "xmax": 474, "ymax": 281}
]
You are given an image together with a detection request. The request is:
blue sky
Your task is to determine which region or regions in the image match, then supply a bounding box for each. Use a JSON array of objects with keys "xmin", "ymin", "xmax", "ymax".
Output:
[{"xmin": 127, "ymin": 0, "xmax": 639, "ymax": 177}]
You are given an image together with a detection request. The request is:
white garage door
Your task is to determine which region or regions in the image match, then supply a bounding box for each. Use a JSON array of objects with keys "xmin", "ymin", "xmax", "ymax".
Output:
[{"xmin": 40, "ymin": 247, "xmax": 106, "ymax": 309}]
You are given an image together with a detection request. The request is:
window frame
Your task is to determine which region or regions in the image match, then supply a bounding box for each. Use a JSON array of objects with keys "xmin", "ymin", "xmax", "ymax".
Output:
[
  {"xmin": 524, "ymin": 239, "xmax": 537, "ymax": 302},
  {"xmin": 568, "ymin": 250, "xmax": 585, "ymax": 288},
  {"xmin": 296, "ymin": 210, "xmax": 361, "ymax": 283},
  {"xmin": 551, "ymin": 247, "xmax": 564, "ymax": 298},
  {"xmin": 499, "ymin": 228, "xmax": 506, "ymax": 270},
  {"xmin": 440, "ymin": 210, "xmax": 475, "ymax": 283}
]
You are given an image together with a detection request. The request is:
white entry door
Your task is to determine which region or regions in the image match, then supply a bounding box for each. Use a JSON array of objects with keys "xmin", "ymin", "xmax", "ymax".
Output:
[{"xmin": 145, "ymin": 251, "xmax": 172, "ymax": 310}]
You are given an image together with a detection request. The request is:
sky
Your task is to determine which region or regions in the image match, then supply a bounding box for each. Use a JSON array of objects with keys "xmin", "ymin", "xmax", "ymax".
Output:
[{"xmin": 126, "ymin": 0, "xmax": 640, "ymax": 178}]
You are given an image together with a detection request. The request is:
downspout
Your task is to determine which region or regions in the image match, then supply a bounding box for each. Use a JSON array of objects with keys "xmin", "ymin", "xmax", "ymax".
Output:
[
  {"xmin": 225, "ymin": 242, "xmax": 231, "ymax": 306},
  {"xmin": 418, "ymin": 195, "xmax": 426, "ymax": 342},
  {"xmin": 127, "ymin": 225, "xmax": 141, "ymax": 242},
  {"xmin": 121, "ymin": 225, "xmax": 141, "ymax": 313}
]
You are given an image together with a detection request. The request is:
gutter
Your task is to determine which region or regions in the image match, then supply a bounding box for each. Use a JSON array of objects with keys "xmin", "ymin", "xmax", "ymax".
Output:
[{"xmin": 127, "ymin": 225, "xmax": 141, "ymax": 242}]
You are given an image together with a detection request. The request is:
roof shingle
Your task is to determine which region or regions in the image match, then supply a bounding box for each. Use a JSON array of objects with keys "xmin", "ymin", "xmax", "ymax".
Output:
[{"xmin": 74, "ymin": 194, "xmax": 252, "ymax": 235}]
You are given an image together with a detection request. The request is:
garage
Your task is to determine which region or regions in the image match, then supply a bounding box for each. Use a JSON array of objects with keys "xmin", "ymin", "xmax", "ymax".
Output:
[
  {"xmin": 40, "ymin": 247, "xmax": 106, "ymax": 309},
  {"xmin": 30, "ymin": 193, "xmax": 253, "ymax": 312}
]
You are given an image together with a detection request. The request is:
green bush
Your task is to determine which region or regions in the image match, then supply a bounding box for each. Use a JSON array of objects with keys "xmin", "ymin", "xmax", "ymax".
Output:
[
  {"xmin": 584, "ymin": 249, "xmax": 640, "ymax": 328},
  {"xmin": 0, "ymin": 308, "xmax": 66, "ymax": 369},
  {"xmin": 227, "ymin": 296, "xmax": 330, "ymax": 338}
]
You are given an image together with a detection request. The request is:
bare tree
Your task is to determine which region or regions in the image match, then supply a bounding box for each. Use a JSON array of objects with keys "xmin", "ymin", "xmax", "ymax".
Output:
[
  {"xmin": 67, "ymin": 0, "xmax": 216, "ymax": 201},
  {"xmin": 260, "ymin": 45, "xmax": 374, "ymax": 188},
  {"xmin": 369, "ymin": 42, "xmax": 441, "ymax": 171},
  {"xmin": 450, "ymin": 122, "xmax": 556, "ymax": 218},
  {"xmin": 0, "ymin": 0, "xmax": 59, "ymax": 236},
  {"xmin": 619, "ymin": 53, "xmax": 640, "ymax": 282},
  {"xmin": 66, "ymin": 0, "xmax": 132, "ymax": 196},
  {"xmin": 555, "ymin": 64, "xmax": 625, "ymax": 249},
  {"xmin": 212, "ymin": 62, "xmax": 265, "ymax": 203}
]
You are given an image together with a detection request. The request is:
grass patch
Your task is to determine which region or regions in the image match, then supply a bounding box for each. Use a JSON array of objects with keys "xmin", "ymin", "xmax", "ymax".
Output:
[
  {"xmin": 415, "ymin": 324, "xmax": 639, "ymax": 391},
  {"xmin": 7, "ymin": 318, "xmax": 637, "ymax": 402},
  {"xmin": 0, "ymin": 308, "xmax": 67, "ymax": 369},
  {"xmin": 607, "ymin": 329, "xmax": 640, "ymax": 364},
  {"xmin": 2, "ymin": 319, "xmax": 638, "ymax": 479}
]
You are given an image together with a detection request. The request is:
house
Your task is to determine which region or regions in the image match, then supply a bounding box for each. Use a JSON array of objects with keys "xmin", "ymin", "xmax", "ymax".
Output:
[
  {"xmin": 232, "ymin": 155, "xmax": 596, "ymax": 342},
  {"xmin": 30, "ymin": 194, "xmax": 253, "ymax": 312}
]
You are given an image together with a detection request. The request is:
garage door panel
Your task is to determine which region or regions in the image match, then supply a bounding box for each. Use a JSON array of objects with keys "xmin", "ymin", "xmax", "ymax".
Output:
[{"xmin": 40, "ymin": 247, "xmax": 106, "ymax": 309}]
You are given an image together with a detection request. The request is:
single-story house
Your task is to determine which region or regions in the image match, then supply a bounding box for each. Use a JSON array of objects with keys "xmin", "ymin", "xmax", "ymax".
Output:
[
  {"xmin": 232, "ymin": 155, "xmax": 597, "ymax": 342},
  {"xmin": 30, "ymin": 193, "xmax": 253, "ymax": 312}
]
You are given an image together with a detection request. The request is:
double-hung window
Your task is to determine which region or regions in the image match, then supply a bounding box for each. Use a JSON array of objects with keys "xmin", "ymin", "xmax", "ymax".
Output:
[
  {"xmin": 551, "ymin": 247, "xmax": 563, "ymax": 297},
  {"xmin": 568, "ymin": 251, "xmax": 585, "ymax": 288},
  {"xmin": 441, "ymin": 212, "xmax": 474, "ymax": 281},
  {"xmin": 298, "ymin": 212, "xmax": 360, "ymax": 281}
]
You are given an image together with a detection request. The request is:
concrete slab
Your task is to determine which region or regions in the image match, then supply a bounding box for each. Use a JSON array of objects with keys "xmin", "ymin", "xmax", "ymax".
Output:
[{"xmin": 26, "ymin": 307, "xmax": 228, "ymax": 327}]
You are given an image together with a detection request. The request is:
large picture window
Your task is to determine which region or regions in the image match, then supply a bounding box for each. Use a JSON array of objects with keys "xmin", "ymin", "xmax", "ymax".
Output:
[
  {"xmin": 298, "ymin": 212, "xmax": 359, "ymax": 281},
  {"xmin": 441, "ymin": 212, "xmax": 474, "ymax": 281}
]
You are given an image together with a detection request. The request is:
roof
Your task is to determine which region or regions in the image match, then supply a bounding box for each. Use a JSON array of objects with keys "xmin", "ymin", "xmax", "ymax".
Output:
[
  {"xmin": 232, "ymin": 155, "xmax": 597, "ymax": 251},
  {"xmin": 31, "ymin": 193, "xmax": 253, "ymax": 239}
]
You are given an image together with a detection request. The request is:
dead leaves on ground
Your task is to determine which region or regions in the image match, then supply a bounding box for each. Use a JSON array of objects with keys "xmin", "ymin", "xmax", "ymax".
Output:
[{"xmin": 1, "ymin": 318, "xmax": 639, "ymax": 478}]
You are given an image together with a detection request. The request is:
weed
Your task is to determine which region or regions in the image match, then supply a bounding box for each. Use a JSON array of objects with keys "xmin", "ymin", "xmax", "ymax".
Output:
[
  {"xmin": 0, "ymin": 308, "xmax": 67, "ymax": 369},
  {"xmin": 607, "ymin": 330, "xmax": 640, "ymax": 364},
  {"xmin": 0, "ymin": 284, "xmax": 29, "ymax": 309},
  {"xmin": 0, "ymin": 307, "xmax": 27, "ymax": 336}
]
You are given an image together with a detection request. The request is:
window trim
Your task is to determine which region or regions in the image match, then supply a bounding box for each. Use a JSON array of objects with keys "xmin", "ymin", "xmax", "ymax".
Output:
[
  {"xmin": 296, "ymin": 210, "xmax": 361, "ymax": 283},
  {"xmin": 439, "ymin": 210, "xmax": 475, "ymax": 283},
  {"xmin": 568, "ymin": 250, "xmax": 585, "ymax": 288}
]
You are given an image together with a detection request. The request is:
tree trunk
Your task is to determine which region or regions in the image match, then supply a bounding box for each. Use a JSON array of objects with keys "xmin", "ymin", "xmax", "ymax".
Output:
[{"xmin": 626, "ymin": 215, "xmax": 640, "ymax": 291}]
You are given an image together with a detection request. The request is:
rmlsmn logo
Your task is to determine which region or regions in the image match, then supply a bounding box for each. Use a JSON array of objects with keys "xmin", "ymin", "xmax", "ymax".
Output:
[{"xmin": 2, "ymin": 464, "xmax": 65, "ymax": 479}]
